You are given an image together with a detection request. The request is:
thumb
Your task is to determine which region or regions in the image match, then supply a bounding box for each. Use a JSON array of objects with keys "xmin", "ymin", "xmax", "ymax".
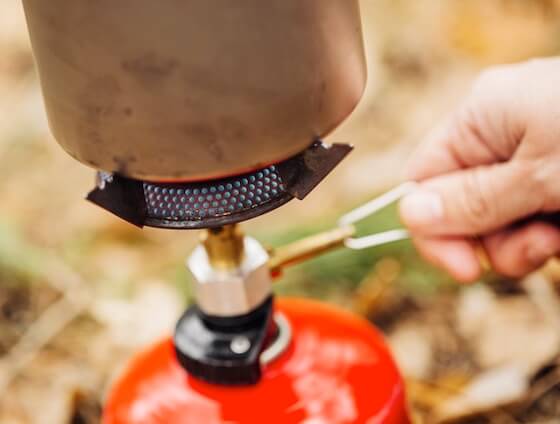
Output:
[{"xmin": 399, "ymin": 160, "xmax": 542, "ymax": 236}]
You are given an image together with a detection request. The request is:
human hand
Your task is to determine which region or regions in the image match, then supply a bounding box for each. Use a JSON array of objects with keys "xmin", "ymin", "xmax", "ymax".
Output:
[{"xmin": 399, "ymin": 57, "xmax": 560, "ymax": 282}]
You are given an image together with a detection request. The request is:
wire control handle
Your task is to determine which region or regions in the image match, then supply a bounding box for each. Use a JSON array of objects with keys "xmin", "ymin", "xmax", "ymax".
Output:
[
  {"xmin": 269, "ymin": 181, "xmax": 560, "ymax": 275},
  {"xmin": 268, "ymin": 182, "xmax": 416, "ymax": 275},
  {"xmin": 339, "ymin": 182, "xmax": 416, "ymax": 250}
]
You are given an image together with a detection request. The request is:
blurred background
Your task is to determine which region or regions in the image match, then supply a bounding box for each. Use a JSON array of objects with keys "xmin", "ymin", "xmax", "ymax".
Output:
[{"xmin": 2, "ymin": 1, "xmax": 560, "ymax": 423}]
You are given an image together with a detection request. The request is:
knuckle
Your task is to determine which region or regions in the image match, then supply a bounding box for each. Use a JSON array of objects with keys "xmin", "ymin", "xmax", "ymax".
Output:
[
  {"xmin": 471, "ymin": 64, "xmax": 522, "ymax": 99},
  {"xmin": 460, "ymin": 170, "xmax": 495, "ymax": 227},
  {"xmin": 522, "ymin": 57, "xmax": 549, "ymax": 72},
  {"xmin": 454, "ymin": 103, "xmax": 483, "ymax": 144},
  {"xmin": 473, "ymin": 68, "xmax": 503, "ymax": 91},
  {"xmin": 531, "ymin": 158, "xmax": 558, "ymax": 211}
]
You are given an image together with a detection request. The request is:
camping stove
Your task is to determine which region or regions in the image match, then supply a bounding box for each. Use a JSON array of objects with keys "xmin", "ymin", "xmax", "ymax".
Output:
[
  {"xmin": 104, "ymin": 222, "xmax": 411, "ymax": 424},
  {"xmin": 97, "ymin": 176, "xmax": 412, "ymax": 423},
  {"xmin": 22, "ymin": 0, "xmax": 411, "ymax": 422}
]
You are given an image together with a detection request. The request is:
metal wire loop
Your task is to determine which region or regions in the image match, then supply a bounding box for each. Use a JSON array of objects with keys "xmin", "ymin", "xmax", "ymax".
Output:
[{"xmin": 339, "ymin": 182, "xmax": 417, "ymax": 250}]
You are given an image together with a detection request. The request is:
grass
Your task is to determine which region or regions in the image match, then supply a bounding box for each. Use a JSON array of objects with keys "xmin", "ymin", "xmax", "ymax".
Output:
[{"xmin": 0, "ymin": 219, "xmax": 45, "ymax": 285}]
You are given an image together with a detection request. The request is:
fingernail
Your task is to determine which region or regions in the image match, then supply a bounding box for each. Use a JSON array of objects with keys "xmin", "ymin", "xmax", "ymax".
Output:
[{"xmin": 400, "ymin": 190, "xmax": 444, "ymax": 227}]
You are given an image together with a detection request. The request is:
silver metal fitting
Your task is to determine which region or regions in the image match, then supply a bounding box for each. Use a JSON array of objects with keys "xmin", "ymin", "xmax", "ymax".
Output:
[{"xmin": 188, "ymin": 236, "xmax": 272, "ymax": 317}]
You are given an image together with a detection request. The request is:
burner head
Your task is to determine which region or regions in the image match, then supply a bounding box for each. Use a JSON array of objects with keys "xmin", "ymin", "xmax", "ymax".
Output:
[{"xmin": 87, "ymin": 142, "xmax": 352, "ymax": 229}]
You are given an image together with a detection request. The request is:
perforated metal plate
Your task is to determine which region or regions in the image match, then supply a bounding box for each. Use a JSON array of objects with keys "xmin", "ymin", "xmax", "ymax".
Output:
[{"xmin": 142, "ymin": 166, "xmax": 291, "ymax": 229}]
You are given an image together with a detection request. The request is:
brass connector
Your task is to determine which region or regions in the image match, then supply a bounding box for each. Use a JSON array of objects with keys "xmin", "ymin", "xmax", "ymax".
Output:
[
  {"xmin": 269, "ymin": 226, "xmax": 356, "ymax": 276},
  {"xmin": 202, "ymin": 225, "xmax": 245, "ymax": 270},
  {"xmin": 202, "ymin": 224, "xmax": 356, "ymax": 277}
]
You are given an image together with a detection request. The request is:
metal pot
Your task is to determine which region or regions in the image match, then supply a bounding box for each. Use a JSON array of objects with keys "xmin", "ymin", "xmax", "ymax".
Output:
[{"xmin": 22, "ymin": 0, "xmax": 366, "ymax": 182}]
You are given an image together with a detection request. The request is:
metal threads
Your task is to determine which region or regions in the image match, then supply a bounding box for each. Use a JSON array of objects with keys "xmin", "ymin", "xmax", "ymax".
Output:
[{"xmin": 143, "ymin": 166, "xmax": 285, "ymax": 222}]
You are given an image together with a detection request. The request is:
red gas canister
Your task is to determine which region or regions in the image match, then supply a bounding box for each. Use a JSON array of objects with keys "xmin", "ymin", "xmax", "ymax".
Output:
[{"xmin": 104, "ymin": 298, "xmax": 410, "ymax": 424}]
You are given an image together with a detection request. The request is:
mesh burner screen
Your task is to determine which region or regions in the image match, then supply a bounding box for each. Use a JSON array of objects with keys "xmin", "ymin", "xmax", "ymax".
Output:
[
  {"xmin": 86, "ymin": 141, "xmax": 352, "ymax": 230},
  {"xmin": 143, "ymin": 166, "xmax": 290, "ymax": 228}
]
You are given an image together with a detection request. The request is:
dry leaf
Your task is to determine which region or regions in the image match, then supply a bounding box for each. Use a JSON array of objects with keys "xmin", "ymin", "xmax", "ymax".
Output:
[
  {"xmin": 389, "ymin": 323, "xmax": 434, "ymax": 380},
  {"xmin": 456, "ymin": 286, "xmax": 560, "ymax": 376},
  {"xmin": 435, "ymin": 366, "xmax": 528, "ymax": 422}
]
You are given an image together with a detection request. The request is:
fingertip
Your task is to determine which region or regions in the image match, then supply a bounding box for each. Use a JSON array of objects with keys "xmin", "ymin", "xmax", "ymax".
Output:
[
  {"xmin": 449, "ymin": 261, "xmax": 483, "ymax": 284},
  {"xmin": 403, "ymin": 118, "xmax": 462, "ymax": 181},
  {"xmin": 403, "ymin": 156, "xmax": 425, "ymax": 181},
  {"xmin": 403, "ymin": 152, "xmax": 440, "ymax": 182},
  {"xmin": 484, "ymin": 223, "xmax": 560, "ymax": 278},
  {"xmin": 439, "ymin": 243, "xmax": 482, "ymax": 284},
  {"xmin": 413, "ymin": 237, "xmax": 482, "ymax": 284}
]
